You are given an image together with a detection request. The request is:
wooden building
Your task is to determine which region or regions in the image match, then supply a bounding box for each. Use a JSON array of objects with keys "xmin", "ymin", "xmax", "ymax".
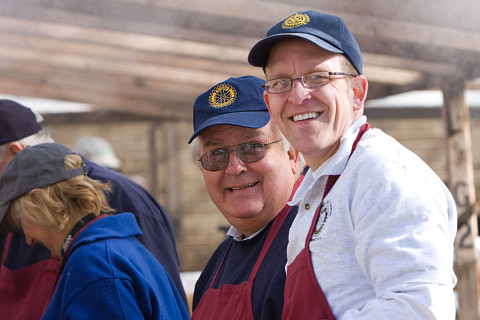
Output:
[
  {"xmin": 32, "ymin": 91, "xmax": 479, "ymax": 273},
  {"xmin": 1, "ymin": 0, "xmax": 480, "ymax": 317}
]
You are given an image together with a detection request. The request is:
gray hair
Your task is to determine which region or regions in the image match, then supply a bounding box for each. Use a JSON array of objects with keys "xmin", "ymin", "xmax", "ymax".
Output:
[{"xmin": 0, "ymin": 129, "xmax": 54, "ymax": 163}]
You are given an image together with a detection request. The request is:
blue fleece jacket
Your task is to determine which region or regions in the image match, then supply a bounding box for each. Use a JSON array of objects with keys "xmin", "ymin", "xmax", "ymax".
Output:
[
  {"xmin": 41, "ymin": 213, "xmax": 189, "ymax": 320},
  {"xmin": 0, "ymin": 160, "xmax": 186, "ymax": 320}
]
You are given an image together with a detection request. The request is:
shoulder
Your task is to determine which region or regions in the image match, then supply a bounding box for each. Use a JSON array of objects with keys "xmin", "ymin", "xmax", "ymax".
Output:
[
  {"xmin": 350, "ymin": 128, "xmax": 435, "ymax": 178},
  {"xmin": 84, "ymin": 159, "xmax": 168, "ymax": 217},
  {"xmin": 84, "ymin": 159, "xmax": 144, "ymax": 191},
  {"xmin": 341, "ymin": 127, "xmax": 454, "ymax": 211}
]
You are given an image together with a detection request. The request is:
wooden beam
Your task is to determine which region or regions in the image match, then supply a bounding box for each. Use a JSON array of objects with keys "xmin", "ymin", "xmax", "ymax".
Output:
[
  {"xmin": 0, "ymin": 76, "xmax": 193, "ymax": 119},
  {"xmin": 0, "ymin": 0, "xmax": 478, "ymax": 118},
  {"xmin": 265, "ymin": 0, "xmax": 480, "ymax": 30},
  {"xmin": 2, "ymin": 0, "xmax": 480, "ymax": 54}
]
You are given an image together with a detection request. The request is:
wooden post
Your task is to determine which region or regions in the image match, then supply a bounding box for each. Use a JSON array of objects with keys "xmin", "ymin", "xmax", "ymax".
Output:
[
  {"xmin": 166, "ymin": 121, "xmax": 181, "ymax": 234},
  {"xmin": 149, "ymin": 122, "xmax": 159, "ymax": 197},
  {"xmin": 442, "ymin": 78, "xmax": 480, "ymax": 320}
]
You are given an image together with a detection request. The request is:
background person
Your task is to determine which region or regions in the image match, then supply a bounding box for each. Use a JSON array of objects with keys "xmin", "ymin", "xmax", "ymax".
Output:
[
  {"xmin": 0, "ymin": 143, "xmax": 189, "ymax": 319},
  {"xmin": 73, "ymin": 136, "xmax": 122, "ymax": 172},
  {"xmin": 189, "ymin": 76, "xmax": 303, "ymax": 319},
  {"xmin": 0, "ymin": 99, "xmax": 186, "ymax": 319},
  {"xmin": 73, "ymin": 135, "xmax": 147, "ymax": 187},
  {"xmin": 248, "ymin": 10, "xmax": 457, "ymax": 319}
]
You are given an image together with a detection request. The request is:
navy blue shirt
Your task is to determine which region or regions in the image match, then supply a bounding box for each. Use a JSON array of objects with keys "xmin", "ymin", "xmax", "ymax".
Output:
[{"xmin": 193, "ymin": 205, "xmax": 299, "ymax": 320}]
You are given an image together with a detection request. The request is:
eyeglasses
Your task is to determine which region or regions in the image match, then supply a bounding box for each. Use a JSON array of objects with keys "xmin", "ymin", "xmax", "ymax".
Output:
[
  {"xmin": 262, "ymin": 71, "xmax": 357, "ymax": 94},
  {"xmin": 198, "ymin": 140, "xmax": 282, "ymax": 171}
]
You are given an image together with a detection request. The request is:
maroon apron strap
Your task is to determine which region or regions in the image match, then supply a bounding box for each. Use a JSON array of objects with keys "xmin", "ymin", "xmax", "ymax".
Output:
[
  {"xmin": 209, "ymin": 241, "xmax": 233, "ymax": 287},
  {"xmin": 0, "ymin": 233, "xmax": 13, "ymax": 283},
  {"xmin": 208, "ymin": 205, "xmax": 286, "ymax": 286},
  {"xmin": 250, "ymin": 172, "xmax": 306, "ymax": 278},
  {"xmin": 249, "ymin": 203, "xmax": 290, "ymax": 280},
  {"xmin": 194, "ymin": 172, "xmax": 306, "ymax": 320},
  {"xmin": 351, "ymin": 123, "xmax": 370, "ymax": 155},
  {"xmin": 307, "ymin": 123, "xmax": 370, "ymax": 245},
  {"xmin": 283, "ymin": 123, "xmax": 370, "ymax": 320},
  {"xmin": 1, "ymin": 233, "xmax": 12, "ymax": 266}
]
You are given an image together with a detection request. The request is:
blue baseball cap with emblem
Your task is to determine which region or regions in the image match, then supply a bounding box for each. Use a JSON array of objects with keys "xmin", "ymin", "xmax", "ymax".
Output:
[
  {"xmin": 188, "ymin": 76, "xmax": 270, "ymax": 144},
  {"xmin": 248, "ymin": 10, "xmax": 363, "ymax": 75}
]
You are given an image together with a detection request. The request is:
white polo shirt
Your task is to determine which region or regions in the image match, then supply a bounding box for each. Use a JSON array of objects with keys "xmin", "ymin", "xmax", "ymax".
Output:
[{"xmin": 288, "ymin": 116, "xmax": 457, "ymax": 319}]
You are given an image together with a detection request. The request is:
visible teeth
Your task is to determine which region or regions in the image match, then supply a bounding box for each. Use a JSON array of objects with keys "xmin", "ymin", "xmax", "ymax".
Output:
[
  {"xmin": 293, "ymin": 112, "xmax": 320, "ymax": 122},
  {"xmin": 231, "ymin": 182, "xmax": 256, "ymax": 191}
]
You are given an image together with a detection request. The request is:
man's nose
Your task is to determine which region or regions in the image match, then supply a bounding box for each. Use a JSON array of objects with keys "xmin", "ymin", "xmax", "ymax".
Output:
[
  {"xmin": 224, "ymin": 150, "xmax": 247, "ymax": 175},
  {"xmin": 288, "ymin": 79, "xmax": 311, "ymax": 104}
]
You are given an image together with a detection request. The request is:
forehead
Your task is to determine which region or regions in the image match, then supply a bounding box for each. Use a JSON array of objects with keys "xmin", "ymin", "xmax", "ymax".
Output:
[
  {"xmin": 265, "ymin": 38, "xmax": 342, "ymax": 75},
  {"xmin": 199, "ymin": 124, "xmax": 272, "ymax": 146}
]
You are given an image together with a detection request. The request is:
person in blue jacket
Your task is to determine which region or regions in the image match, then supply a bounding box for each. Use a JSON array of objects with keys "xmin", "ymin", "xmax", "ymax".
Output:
[
  {"xmin": 0, "ymin": 99, "xmax": 186, "ymax": 320},
  {"xmin": 0, "ymin": 143, "xmax": 189, "ymax": 320}
]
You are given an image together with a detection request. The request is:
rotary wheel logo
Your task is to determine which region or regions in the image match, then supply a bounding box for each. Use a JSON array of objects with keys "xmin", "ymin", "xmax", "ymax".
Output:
[
  {"xmin": 208, "ymin": 83, "xmax": 237, "ymax": 108},
  {"xmin": 282, "ymin": 13, "xmax": 310, "ymax": 29}
]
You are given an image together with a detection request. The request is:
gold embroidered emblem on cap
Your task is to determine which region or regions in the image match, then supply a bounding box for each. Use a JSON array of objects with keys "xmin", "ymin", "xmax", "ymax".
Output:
[
  {"xmin": 282, "ymin": 13, "xmax": 310, "ymax": 29},
  {"xmin": 209, "ymin": 84, "xmax": 237, "ymax": 108}
]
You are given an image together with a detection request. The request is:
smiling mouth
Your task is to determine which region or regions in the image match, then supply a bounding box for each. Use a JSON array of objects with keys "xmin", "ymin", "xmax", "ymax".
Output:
[
  {"xmin": 292, "ymin": 112, "xmax": 321, "ymax": 122},
  {"xmin": 229, "ymin": 181, "xmax": 259, "ymax": 191}
]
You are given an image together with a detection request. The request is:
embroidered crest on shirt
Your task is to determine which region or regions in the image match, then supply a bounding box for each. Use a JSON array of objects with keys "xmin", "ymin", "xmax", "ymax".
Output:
[
  {"xmin": 208, "ymin": 83, "xmax": 237, "ymax": 108},
  {"xmin": 311, "ymin": 200, "xmax": 332, "ymax": 241},
  {"xmin": 282, "ymin": 13, "xmax": 310, "ymax": 29}
]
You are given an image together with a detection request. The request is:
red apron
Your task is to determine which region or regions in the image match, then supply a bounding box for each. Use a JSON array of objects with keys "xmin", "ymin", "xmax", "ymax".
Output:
[
  {"xmin": 192, "ymin": 173, "xmax": 306, "ymax": 320},
  {"xmin": 0, "ymin": 233, "xmax": 59, "ymax": 320},
  {"xmin": 282, "ymin": 123, "xmax": 370, "ymax": 320}
]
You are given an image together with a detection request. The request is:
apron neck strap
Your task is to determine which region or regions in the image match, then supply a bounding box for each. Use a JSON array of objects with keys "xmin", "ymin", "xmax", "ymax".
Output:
[
  {"xmin": 61, "ymin": 213, "xmax": 97, "ymax": 257},
  {"xmin": 306, "ymin": 123, "xmax": 370, "ymax": 246},
  {"xmin": 1, "ymin": 233, "xmax": 12, "ymax": 266}
]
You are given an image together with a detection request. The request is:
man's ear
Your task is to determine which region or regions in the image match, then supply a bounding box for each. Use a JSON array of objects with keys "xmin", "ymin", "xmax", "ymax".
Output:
[
  {"xmin": 287, "ymin": 146, "xmax": 300, "ymax": 175},
  {"xmin": 351, "ymin": 75, "xmax": 368, "ymax": 112},
  {"xmin": 263, "ymin": 91, "xmax": 276, "ymax": 125},
  {"xmin": 7, "ymin": 142, "xmax": 23, "ymax": 156}
]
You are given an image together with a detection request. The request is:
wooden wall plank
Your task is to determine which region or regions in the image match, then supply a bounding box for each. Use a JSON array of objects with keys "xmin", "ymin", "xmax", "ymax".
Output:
[{"xmin": 442, "ymin": 79, "xmax": 480, "ymax": 320}]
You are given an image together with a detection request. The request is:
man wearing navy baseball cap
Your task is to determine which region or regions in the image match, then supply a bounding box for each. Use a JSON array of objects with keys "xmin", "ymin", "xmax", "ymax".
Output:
[
  {"xmin": 248, "ymin": 11, "xmax": 457, "ymax": 319},
  {"xmin": 189, "ymin": 76, "xmax": 304, "ymax": 319}
]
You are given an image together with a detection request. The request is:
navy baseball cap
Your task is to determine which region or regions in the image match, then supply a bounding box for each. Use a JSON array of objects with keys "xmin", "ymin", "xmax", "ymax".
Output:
[
  {"xmin": 0, "ymin": 143, "xmax": 88, "ymax": 227},
  {"xmin": 248, "ymin": 10, "xmax": 363, "ymax": 75},
  {"xmin": 188, "ymin": 76, "xmax": 270, "ymax": 144},
  {"xmin": 0, "ymin": 99, "xmax": 43, "ymax": 146}
]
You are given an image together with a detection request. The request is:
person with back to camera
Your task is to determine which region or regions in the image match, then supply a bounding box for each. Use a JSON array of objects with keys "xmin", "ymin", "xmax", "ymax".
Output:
[
  {"xmin": 248, "ymin": 10, "xmax": 457, "ymax": 319},
  {"xmin": 0, "ymin": 142, "xmax": 189, "ymax": 319},
  {"xmin": 189, "ymin": 76, "xmax": 305, "ymax": 319},
  {"xmin": 0, "ymin": 99, "xmax": 187, "ymax": 319}
]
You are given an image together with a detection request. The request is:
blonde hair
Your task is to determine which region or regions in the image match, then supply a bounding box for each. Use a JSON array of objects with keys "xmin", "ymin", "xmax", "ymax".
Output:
[{"xmin": 5, "ymin": 154, "xmax": 113, "ymax": 231}]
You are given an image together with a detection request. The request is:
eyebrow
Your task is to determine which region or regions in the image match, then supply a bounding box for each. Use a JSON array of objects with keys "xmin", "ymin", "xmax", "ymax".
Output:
[{"xmin": 202, "ymin": 130, "xmax": 265, "ymax": 148}]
